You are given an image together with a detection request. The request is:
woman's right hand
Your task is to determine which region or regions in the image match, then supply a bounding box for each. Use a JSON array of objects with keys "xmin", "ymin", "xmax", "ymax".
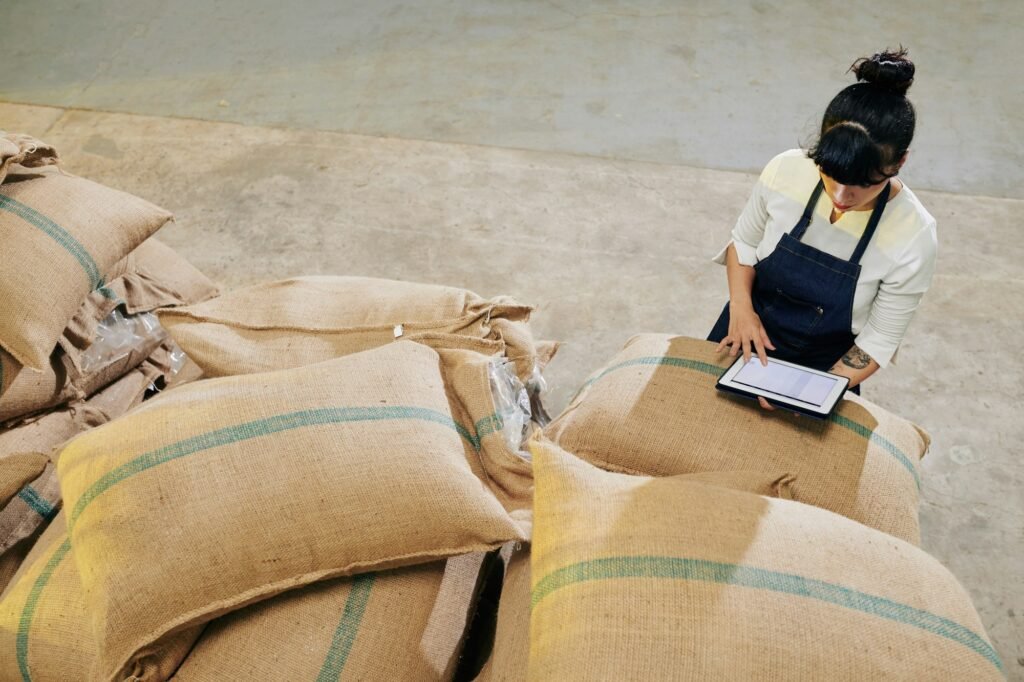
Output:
[{"xmin": 715, "ymin": 302, "xmax": 776, "ymax": 367}]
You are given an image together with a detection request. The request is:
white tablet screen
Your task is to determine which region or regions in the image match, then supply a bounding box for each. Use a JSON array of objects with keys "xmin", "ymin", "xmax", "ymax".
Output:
[{"xmin": 733, "ymin": 359, "xmax": 839, "ymax": 407}]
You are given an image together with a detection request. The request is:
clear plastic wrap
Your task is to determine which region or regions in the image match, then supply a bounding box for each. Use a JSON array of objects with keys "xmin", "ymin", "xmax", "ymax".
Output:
[
  {"xmin": 167, "ymin": 341, "xmax": 187, "ymax": 376},
  {"xmin": 79, "ymin": 310, "xmax": 167, "ymax": 374},
  {"xmin": 147, "ymin": 340, "xmax": 190, "ymax": 395},
  {"xmin": 488, "ymin": 358, "xmax": 532, "ymax": 456},
  {"xmin": 525, "ymin": 362, "xmax": 552, "ymax": 427}
]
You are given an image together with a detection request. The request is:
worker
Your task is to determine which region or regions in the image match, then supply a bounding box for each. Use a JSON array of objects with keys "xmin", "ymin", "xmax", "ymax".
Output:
[{"xmin": 708, "ymin": 48, "xmax": 937, "ymax": 408}]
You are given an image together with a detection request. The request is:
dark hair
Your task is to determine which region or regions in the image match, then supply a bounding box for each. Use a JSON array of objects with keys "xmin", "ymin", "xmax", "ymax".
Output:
[{"xmin": 807, "ymin": 48, "xmax": 916, "ymax": 186}]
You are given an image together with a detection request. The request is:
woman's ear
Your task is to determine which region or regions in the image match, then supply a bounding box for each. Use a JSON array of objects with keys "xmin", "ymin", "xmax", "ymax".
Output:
[{"xmin": 897, "ymin": 150, "xmax": 909, "ymax": 169}]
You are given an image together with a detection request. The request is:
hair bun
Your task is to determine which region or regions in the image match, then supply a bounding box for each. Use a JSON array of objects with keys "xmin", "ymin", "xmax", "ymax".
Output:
[{"xmin": 850, "ymin": 47, "xmax": 915, "ymax": 95}]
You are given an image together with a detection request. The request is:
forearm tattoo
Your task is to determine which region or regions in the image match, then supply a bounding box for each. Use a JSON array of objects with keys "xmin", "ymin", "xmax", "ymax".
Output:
[{"xmin": 840, "ymin": 345, "xmax": 873, "ymax": 370}]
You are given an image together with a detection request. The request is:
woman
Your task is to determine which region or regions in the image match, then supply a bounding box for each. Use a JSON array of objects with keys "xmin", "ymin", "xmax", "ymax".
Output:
[{"xmin": 708, "ymin": 48, "xmax": 937, "ymax": 408}]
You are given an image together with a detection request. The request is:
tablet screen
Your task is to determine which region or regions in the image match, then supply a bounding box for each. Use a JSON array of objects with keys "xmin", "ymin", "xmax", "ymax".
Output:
[{"xmin": 733, "ymin": 359, "xmax": 840, "ymax": 407}]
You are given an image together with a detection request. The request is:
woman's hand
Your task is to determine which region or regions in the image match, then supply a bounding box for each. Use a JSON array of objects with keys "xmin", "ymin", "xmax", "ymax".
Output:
[
  {"xmin": 716, "ymin": 302, "xmax": 776, "ymax": 367},
  {"xmin": 720, "ymin": 243, "xmax": 776, "ymax": 412}
]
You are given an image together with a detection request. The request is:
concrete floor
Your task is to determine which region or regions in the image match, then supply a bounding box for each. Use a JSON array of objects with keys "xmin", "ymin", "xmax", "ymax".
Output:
[
  {"xmin": 2, "ymin": 1, "xmax": 1022, "ymax": 676},
  {"xmin": 0, "ymin": 1, "xmax": 1021, "ymax": 198}
]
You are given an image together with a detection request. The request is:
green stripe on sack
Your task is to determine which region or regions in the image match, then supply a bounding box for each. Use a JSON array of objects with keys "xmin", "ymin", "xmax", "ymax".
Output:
[
  {"xmin": 474, "ymin": 413, "xmax": 505, "ymax": 441},
  {"xmin": 829, "ymin": 414, "xmax": 920, "ymax": 488},
  {"xmin": 316, "ymin": 574, "xmax": 376, "ymax": 681},
  {"xmin": 16, "ymin": 487, "xmax": 56, "ymax": 520},
  {"xmin": 531, "ymin": 556, "xmax": 1003, "ymax": 674},
  {"xmin": 0, "ymin": 194, "xmax": 104, "ymax": 290},
  {"xmin": 575, "ymin": 355, "xmax": 920, "ymax": 487},
  {"xmin": 572, "ymin": 356, "xmax": 721, "ymax": 401},
  {"xmin": 17, "ymin": 537, "xmax": 72, "ymax": 682},
  {"xmin": 68, "ymin": 406, "xmax": 485, "ymax": 530}
]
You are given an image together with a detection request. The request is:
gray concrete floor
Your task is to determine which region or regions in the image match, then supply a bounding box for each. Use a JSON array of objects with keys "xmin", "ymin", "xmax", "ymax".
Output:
[
  {"xmin": 1, "ymin": 1, "xmax": 1021, "ymax": 198},
  {"xmin": 3, "ymin": 1, "xmax": 1022, "ymax": 676}
]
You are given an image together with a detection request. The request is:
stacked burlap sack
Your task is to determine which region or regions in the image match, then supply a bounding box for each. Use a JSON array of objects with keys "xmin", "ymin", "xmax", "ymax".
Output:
[
  {"xmin": 450, "ymin": 334, "xmax": 1003, "ymax": 680},
  {"xmin": 156, "ymin": 275, "xmax": 558, "ymax": 390},
  {"xmin": 0, "ymin": 128, "xmax": 999, "ymax": 679},
  {"xmin": 475, "ymin": 333, "xmax": 999, "ymax": 681},
  {"xmin": 525, "ymin": 436, "xmax": 1004, "ymax": 680},
  {"xmin": 2, "ymin": 269, "xmax": 556, "ymax": 680},
  {"xmin": 0, "ymin": 131, "xmax": 218, "ymax": 595}
]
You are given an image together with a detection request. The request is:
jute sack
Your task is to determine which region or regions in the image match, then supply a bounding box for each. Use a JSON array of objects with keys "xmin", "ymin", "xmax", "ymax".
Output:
[
  {"xmin": 0, "ymin": 165, "xmax": 172, "ymax": 370},
  {"xmin": 0, "ymin": 132, "xmax": 59, "ymax": 185},
  {"xmin": 0, "ymin": 348, "xmax": 22, "ymax": 400},
  {"xmin": 476, "ymin": 471, "xmax": 795, "ymax": 682},
  {"xmin": 174, "ymin": 552, "xmax": 490, "ymax": 681},
  {"xmin": 436, "ymin": 347, "xmax": 534, "ymax": 513},
  {"xmin": 97, "ymin": 237, "xmax": 220, "ymax": 320},
  {"xmin": 0, "ymin": 237, "xmax": 218, "ymax": 424},
  {"xmin": 475, "ymin": 543, "xmax": 531, "ymax": 682},
  {"xmin": 56, "ymin": 341, "xmax": 527, "ymax": 681},
  {"xmin": 0, "ymin": 342, "xmax": 187, "ymax": 556},
  {"xmin": 0, "ymin": 321, "xmax": 168, "ymax": 426},
  {"xmin": 0, "ymin": 530, "xmax": 40, "ymax": 597},
  {"xmin": 0, "ymin": 512, "xmax": 201, "ymax": 681},
  {"xmin": 157, "ymin": 275, "xmax": 543, "ymax": 381},
  {"xmin": 0, "ymin": 452, "xmax": 48, "ymax": 508},
  {"xmin": 528, "ymin": 437, "xmax": 1004, "ymax": 681},
  {"xmin": 545, "ymin": 334, "xmax": 930, "ymax": 545}
]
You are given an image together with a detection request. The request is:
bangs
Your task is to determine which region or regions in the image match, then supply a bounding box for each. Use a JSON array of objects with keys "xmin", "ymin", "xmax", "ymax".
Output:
[{"xmin": 808, "ymin": 123, "xmax": 895, "ymax": 186}]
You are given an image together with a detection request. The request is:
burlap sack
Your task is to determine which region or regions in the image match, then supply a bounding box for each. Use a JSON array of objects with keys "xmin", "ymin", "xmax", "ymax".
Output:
[
  {"xmin": 0, "ymin": 452, "xmax": 48, "ymax": 508},
  {"xmin": 157, "ymin": 275, "xmax": 542, "ymax": 381},
  {"xmin": 0, "ymin": 238, "xmax": 218, "ymax": 424},
  {"xmin": 475, "ymin": 543, "xmax": 531, "ymax": 682},
  {"xmin": 174, "ymin": 552, "xmax": 489, "ymax": 681},
  {"xmin": 436, "ymin": 347, "xmax": 534, "ymax": 513},
  {"xmin": 0, "ymin": 323, "xmax": 165, "ymax": 427},
  {"xmin": 475, "ymin": 471, "xmax": 795, "ymax": 682},
  {"xmin": 0, "ymin": 533, "xmax": 34, "ymax": 597},
  {"xmin": 0, "ymin": 513, "xmax": 53, "ymax": 598},
  {"xmin": 0, "ymin": 354, "xmax": 69, "ymax": 426},
  {"xmin": 55, "ymin": 341, "xmax": 527, "ymax": 681},
  {"xmin": 98, "ymin": 238, "xmax": 221, "ymax": 319},
  {"xmin": 545, "ymin": 334, "xmax": 930, "ymax": 545},
  {"xmin": 0, "ymin": 342, "xmax": 186, "ymax": 556},
  {"xmin": 0, "ymin": 512, "xmax": 201, "ymax": 681},
  {"xmin": 0, "ymin": 166, "xmax": 172, "ymax": 370},
  {"xmin": 528, "ymin": 437, "xmax": 1003, "ymax": 681},
  {"xmin": 0, "ymin": 132, "xmax": 59, "ymax": 185},
  {"xmin": 0, "ymin": 348, "xmax": 22, "ymax": 400}
]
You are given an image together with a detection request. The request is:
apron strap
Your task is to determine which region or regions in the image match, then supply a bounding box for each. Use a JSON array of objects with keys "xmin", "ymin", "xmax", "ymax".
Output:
[
  {"xmin": 790, "ymin": 180, "xmax": 825, "ymax": 241},
  {"xmin": 849, "ymin": 180, "xmax": 892, "ymax": 264}
]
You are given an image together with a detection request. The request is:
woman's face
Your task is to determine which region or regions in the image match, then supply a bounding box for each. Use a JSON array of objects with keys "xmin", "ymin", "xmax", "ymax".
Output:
[{"xmin": 818, "ymin": 171, "xmax": 891, "ymax": 212}]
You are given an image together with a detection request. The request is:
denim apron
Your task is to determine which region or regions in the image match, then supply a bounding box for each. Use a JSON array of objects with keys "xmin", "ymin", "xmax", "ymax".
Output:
[{"xmin": 708, "ymin": 179, "xmax": 890, "ymax": 387}]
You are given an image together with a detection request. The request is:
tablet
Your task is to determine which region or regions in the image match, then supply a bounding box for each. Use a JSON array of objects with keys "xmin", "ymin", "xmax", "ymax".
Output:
[{"xmin": 716, "ymin": 355, "xmax": 849, "ymax": 419}]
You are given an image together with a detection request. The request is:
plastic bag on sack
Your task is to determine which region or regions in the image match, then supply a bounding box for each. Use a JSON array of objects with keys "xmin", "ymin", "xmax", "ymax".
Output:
[
  {"xmin": 525, "ymin": 362, "xmax": 552, "ymax": 427},
  {"xmin": 146, "ymin": 340, "xmax": 189, "ymax": 394},
  {"xmin": 488, "ymin": 358, "xmax": 532, "ymax": 456},
  {"xmin": 79, "ymin": 310, "xmax": 167, "ymax": 374},
  {"xmin": 167, "ymin": 341, "xmax": 187, "ymax": 376}
]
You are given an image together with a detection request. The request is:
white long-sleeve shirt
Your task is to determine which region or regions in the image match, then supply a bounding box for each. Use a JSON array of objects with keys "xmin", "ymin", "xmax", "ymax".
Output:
[{"xmin": 713, "ymin": 149, "xmax": 937, "ymax": 367}]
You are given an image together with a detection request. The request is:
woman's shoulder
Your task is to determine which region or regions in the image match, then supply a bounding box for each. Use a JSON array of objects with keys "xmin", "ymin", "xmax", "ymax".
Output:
[
  {"xmin": 887, "ymin": 183, "xmax": 937, "ymax": 234},
  {"xmin": 878, "ymin": 183, "xmax": 938, "ymax": 260},
  {"xmin": 757, "ymin": 149, "xmax": 819, "ymax": 196}
]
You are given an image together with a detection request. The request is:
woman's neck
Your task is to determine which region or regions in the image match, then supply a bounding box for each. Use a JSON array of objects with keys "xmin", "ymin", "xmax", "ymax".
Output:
[{"xmin": 830, "ymin": 179, "xmax": 903, "ymax": 224}]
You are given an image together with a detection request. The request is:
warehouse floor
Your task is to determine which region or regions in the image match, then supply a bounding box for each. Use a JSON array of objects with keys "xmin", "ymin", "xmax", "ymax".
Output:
[{"xmin": 2, "ymin": 0, "xmax": 1022, "ymax": 675}]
